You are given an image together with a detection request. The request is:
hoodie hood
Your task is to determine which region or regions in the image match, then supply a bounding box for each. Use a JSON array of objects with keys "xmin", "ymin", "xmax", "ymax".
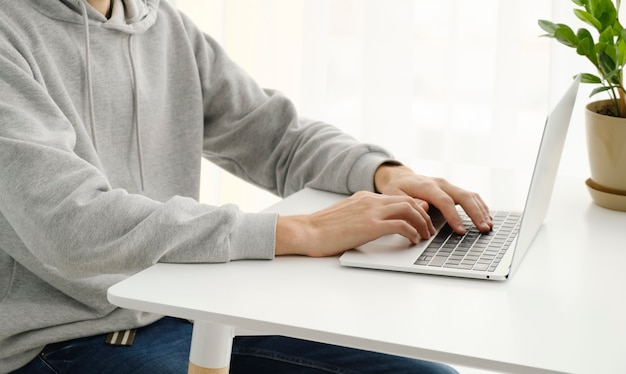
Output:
[{"xmin": 27, "ymin": 0, "xmax": 159, "ymax": 34}]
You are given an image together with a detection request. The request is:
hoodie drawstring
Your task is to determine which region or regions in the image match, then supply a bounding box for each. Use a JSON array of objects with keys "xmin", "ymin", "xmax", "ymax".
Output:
[
  {"xmin": 127, "ymin": 35, "xmax": 146, "ymax": 191},
  {"xmin": 79, "ymin": 0, "xmax": 146, "ymax": 191},
  {"xmin": 79, "ymin": 0, "xmax": 99, "ymax": 152}
]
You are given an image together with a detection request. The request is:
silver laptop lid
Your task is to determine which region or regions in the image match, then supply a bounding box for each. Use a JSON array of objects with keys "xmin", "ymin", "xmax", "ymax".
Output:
[{"xmin": 508, "ymin": 75, "xmax": 580, "ymax": 277}]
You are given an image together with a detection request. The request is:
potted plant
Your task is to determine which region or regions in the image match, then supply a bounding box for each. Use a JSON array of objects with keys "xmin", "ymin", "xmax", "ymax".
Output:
[{"xmin": 539, "ymin": 0, "xmax": 626, "ymax": 211}]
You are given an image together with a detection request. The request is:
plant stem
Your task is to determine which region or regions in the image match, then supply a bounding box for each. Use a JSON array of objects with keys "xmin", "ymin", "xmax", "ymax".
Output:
[{"xmin": 619, "ymin": 87, "xmax": 626, "ymax": 117}]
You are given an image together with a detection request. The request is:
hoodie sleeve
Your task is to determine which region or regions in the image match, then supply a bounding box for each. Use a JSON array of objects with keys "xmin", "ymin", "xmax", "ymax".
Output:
[
  {"xmin": 179, "ymin": 16, "xmax": 396, "ymax": 198},
  {"xmin": 0, "ymin": 43, "xmax": 276, "ymax": 290}
]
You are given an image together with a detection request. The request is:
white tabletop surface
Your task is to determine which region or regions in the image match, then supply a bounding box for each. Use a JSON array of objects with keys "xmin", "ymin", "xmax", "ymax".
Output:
[{"xmin": 108, "ymin": 176, "xmax": 626, "ymax": 374}]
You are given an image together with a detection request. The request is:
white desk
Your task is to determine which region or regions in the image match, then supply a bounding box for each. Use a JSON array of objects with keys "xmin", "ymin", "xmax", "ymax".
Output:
[{"xmin": 108, "ymin": 176, "xmax": 626, "ymax": 374}]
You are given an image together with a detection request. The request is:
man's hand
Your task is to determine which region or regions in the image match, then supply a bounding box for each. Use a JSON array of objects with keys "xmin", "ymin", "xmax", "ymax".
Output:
[
  {"xmin": 275, "ymin": 191, "xmax": 435, "ymax": 257},
  {"xmin": 274, "ymin": 164, "xmax": 493, "ymax": 257},
  {"xmin": 374, "ymin": 164, "xmax": 493, "ymax": 234}
]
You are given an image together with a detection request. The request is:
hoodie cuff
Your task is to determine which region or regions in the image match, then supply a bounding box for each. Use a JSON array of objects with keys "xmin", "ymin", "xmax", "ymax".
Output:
[
  {"xmin": 347, "ymin": 153, "xmax": 402, "ymax": 193},
  {"xmin": 229, "ymin": 213, "xmax": 277, "ymax": 260}
]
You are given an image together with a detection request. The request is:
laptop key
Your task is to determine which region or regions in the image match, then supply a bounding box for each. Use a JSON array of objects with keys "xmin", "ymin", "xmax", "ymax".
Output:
[
  {"xmin": 443, "ymin": 263, "xmax": 473, "ymax": 270},
  {"xmin": 428, "ymin": 256, "xmax": 447, "ymax": 267},
  {"xmin": 473, "ymin": 263, "xmax": 490, "ymax": 271}
]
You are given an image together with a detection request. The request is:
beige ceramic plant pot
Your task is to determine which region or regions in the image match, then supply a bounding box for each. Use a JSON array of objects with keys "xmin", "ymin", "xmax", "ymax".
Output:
[{"xmin": 585, "ymin": 99, "xmax": 626, "ymax": 211}]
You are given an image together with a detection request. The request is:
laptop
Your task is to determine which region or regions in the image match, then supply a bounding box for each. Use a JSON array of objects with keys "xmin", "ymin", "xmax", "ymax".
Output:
[{"xmin": 263, "ymin": 76, "xmax": 580, "ymax": 281}]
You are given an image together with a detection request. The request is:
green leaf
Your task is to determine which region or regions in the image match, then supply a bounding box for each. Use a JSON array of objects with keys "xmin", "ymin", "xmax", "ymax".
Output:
[
  {"xmin": 554, "ymin": 24, "xmax": 580, "ymax": 47},
  {"xmin": 599, "ymin": 26, "xmax": 615, "ymax": 44},
  {"xmin": 577, "ymin": 28, "xmax": 598, "ymax": 64},
  {"xmin": 605, "ymin": 68, "xmax": 621, "ymax": 84},
  {"xmin": 605, "ymin": 43, "xmax": 619, "ymax": 67},
  {"xmin": 577, "ymin": 27, "xmax": 595, "ymax": 42},
  {"xmin": 598, "ymin": 52, "xmax": 622, "ymax": 85},
  {"xmin": 577, "ymin": 36, "xmax": 597, "ymax": 64},
  {"xmin": 574, "ymin": 9, "xmax": 603, "ymax": 31},
  {"xmin": 618, "ymin": 39, "xmax": 626, "ymax": 66},
  {"xmin": 580, "ymin": 73, "xmax": 603, "ymax": 83},
  {"xmin": 615, "ymin": 19, "xmax": 625, "ymax": 34},
  {"xmin": 598, "ymin": 50, "xmax": 618, "ymax": 80},
  {"xmin": 590, "ymin": 85, "xmax": 614, "ymax": 97},
  {"xmin": 538, "ymin": 20, "xmax": 558, "ymax": 36},
  {"xmin": 595, "ymin": 0, "xmax": 618, "ymax": 31},
  {"xmin": 595, "ymin": 41, "xmax": 608, "ymax": 54}
]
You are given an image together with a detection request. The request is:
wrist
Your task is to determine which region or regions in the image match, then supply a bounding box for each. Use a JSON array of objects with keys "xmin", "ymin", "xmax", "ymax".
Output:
[
  {"xmin": 374, "ymin": 162, "xmax": 404, "ymax": 193},
  {"xmin": 275, "ymin": 215, "xmax": 311, "ymax": 256}
]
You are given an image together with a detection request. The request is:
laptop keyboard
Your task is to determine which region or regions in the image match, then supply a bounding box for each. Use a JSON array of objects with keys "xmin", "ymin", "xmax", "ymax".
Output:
[{"xmin": 414, "ymin": 211, "xmax": 521, "ymax": 272}]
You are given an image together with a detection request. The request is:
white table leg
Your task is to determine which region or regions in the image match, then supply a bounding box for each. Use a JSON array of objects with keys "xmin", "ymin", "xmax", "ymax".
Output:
[{"xmin": 188, "ymin": 321, "xmax": 234, "ymax": 374}]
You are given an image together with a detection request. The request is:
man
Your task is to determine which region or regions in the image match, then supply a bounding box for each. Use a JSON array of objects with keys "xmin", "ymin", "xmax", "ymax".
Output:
[{"xmin": 0, "ymin": 0, "xmax": 492, "ymax": 372}]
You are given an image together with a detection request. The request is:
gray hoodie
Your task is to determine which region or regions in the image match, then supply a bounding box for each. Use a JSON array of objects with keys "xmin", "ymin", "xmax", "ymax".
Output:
[{"xmin": 0, "ymin": 0, "xmax": 394, "ymax": 371}]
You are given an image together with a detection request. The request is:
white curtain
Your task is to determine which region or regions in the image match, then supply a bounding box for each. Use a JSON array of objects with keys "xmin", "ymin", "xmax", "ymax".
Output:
[{"xmin": 175, "ymin": 0, "xmax": 592, "ymax": 211}]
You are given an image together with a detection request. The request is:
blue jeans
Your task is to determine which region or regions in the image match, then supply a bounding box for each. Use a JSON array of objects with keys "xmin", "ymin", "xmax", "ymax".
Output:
[{"xmin": 12, "ymin": 317, "xmax": 457, "ymax": 373}]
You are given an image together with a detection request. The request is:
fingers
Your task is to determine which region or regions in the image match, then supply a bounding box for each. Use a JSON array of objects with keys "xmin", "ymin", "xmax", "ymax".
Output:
[
  {"xmin": 351, "ymin": 192, "xmax": 435, "ymax": 241},
  {"xmin": 374, "ymin": 167, "xmax": 492, "ymax": 235},
  {"xmin": 423, "ymin": 178, "xmax": 493, "ymax": 234},
  {"xmin": 378, "ymin": 201, "xmax": 435, "ymax": 241},
  {"xmin": 462, "ymin": 193, "xmax": 492, "ymax": 232}
]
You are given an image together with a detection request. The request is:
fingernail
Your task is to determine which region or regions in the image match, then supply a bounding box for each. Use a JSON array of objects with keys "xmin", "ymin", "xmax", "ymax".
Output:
[{"xmin": 457, "ymin": 225, "xmax": 466, "ymax": 233}]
